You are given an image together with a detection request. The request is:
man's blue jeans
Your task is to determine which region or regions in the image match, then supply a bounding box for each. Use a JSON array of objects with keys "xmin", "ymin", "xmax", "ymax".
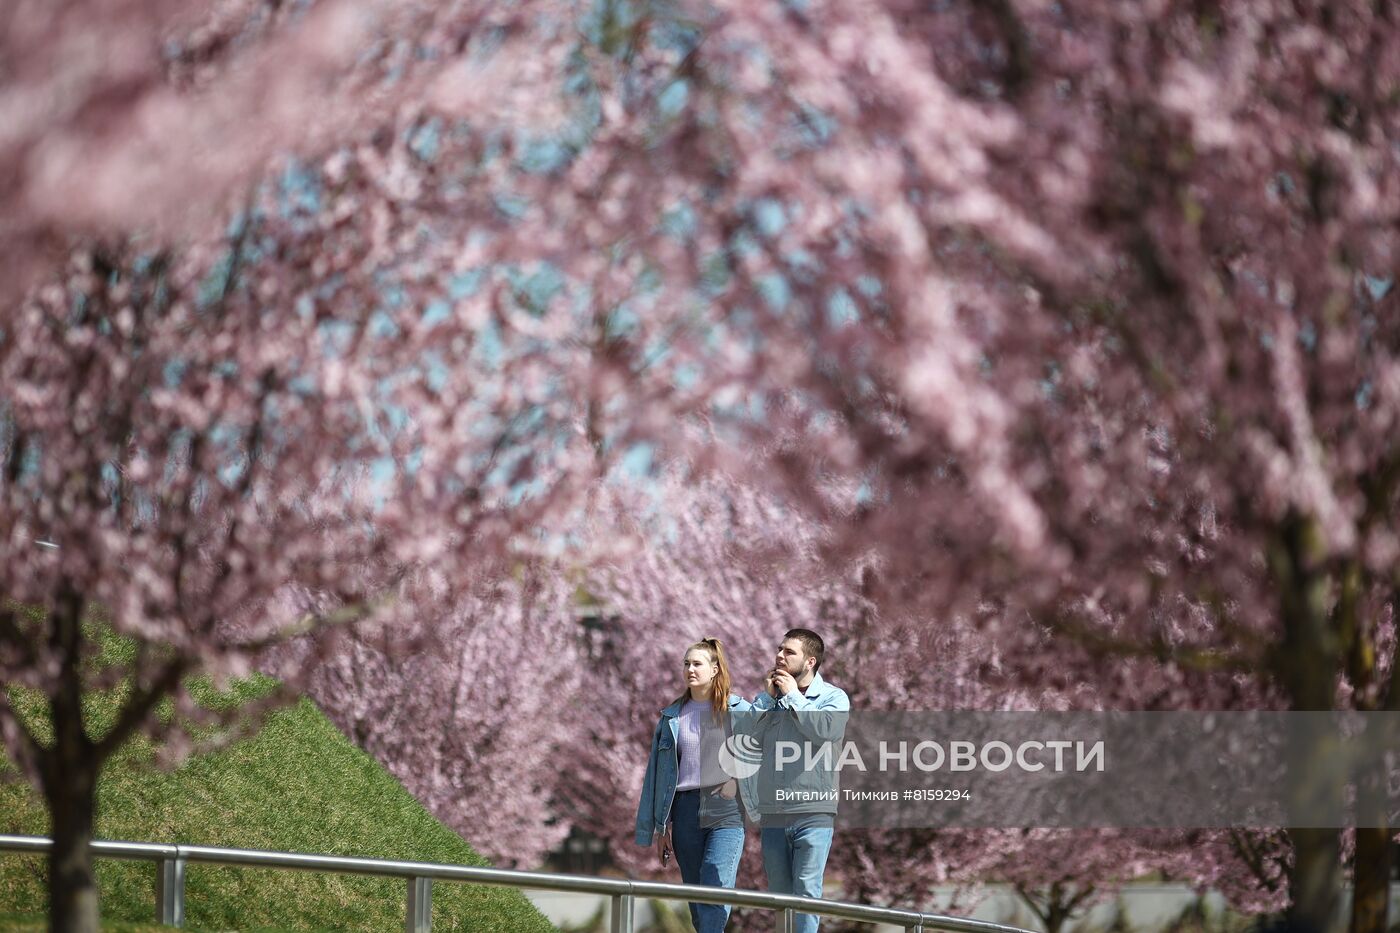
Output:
[
  {"xmin": 761, "ymin": 822, "xmax": 834, "ymax": 933},
  {"xmin": 671, "ymin": 789, "xmax": 745, "ymax": 933}
]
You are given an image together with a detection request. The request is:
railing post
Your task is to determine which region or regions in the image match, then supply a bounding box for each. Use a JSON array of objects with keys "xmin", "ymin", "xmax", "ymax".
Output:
[
  {"xmin": 609, "ymin": 893, "xmax": 634, "ymax": 933},
  {"xmin": 156, "ymin": 856, "xmax": 185, "ymax": 927},
  {"xmin": 777, "ymin": 907, "xmax": 797, "ymax": 933},
  {"xmin": 406, "ymin": 876, "xmax": 432, "ymax": 933}
]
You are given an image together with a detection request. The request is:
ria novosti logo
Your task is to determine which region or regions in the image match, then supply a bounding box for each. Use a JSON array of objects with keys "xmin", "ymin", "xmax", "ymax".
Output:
[{"xmin": 718, "ymin": 733, "xmax": 764, "ymax": 779}]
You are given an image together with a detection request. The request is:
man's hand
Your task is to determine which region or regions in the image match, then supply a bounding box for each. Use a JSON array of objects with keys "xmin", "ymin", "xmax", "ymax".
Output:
[
  {"xmin": 718, "ymin": 779, "xmax": 738, "ymax": 799},
  {"xmin": 772, "ymin": 669, "xmax": 799, "ymax": 698},
  {"xmin": 764, "ymin": 670, "xmax": 781, "ymax": 698},
  {"xmin": 656, "ymin": 825, "xmax": 674, "ymax": 867}
]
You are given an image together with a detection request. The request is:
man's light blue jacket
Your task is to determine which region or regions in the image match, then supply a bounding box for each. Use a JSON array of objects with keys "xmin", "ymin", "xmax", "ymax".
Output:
[
  {"xmin": 634, "ymin": 693, "xmax": 753, "ymax": 846},
  {"xmin": 736, "ymin": 671, "xmax": 850, "ymax": 818}
]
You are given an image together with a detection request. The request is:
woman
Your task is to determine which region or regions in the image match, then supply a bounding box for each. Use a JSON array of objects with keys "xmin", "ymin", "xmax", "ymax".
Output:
[{"xmin": 634, "ymin": 637, "xmax": 751, "ymax": 932}]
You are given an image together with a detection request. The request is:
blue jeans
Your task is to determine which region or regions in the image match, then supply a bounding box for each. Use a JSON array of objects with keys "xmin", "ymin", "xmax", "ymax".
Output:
[
  {"xmin": 761, "ymin": 822, "xmax": 834, "ymax": 933},
  {"xmin": 671, "ymin": 789, "xmax": 745, "ymax": 933}
]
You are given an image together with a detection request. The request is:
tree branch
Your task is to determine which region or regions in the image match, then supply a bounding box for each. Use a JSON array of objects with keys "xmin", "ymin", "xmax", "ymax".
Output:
[
  {"xmin": 93, "ymin": 656, "xmax": 188, "ymax": 764},
  {"xmin": 975, "ymin": 0, "xmax": 1032, "ymax": 100},
  {"xmin": 1044, "ymin": 609, "xmax": 1258, "ymax": 675},
  {"xmin": 1064, "ymin": 884, "xmax": 1098, "ymax": 914},
  {"xmin": 156, "ymin": 679, "xmax": 301, "ymax": 765},
  {"xmin": 0, "ymin": 684, "xmax": 44, "ymax": 782},
  {"xmin": 0, "ymin": 605, "xmax": 38, "ymax": 669},
  {"xmin": 1228, "ymin": 829, "xmax": 1285, "ymax": 894},
  {"xmin": 1014, "ymin": 883, "xmax": 1052, "ymax": 927},
  {"xmin": 227, "ymin": 586, "xmax": 403, "ymax": 655}
]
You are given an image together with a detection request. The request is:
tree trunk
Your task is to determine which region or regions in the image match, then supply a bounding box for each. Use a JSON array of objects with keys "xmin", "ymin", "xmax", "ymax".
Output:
[
  {"xmin": 1288, "ymin": 828, "xmax": 1341, "ymax": 933},
  {"xmin": 1349, "ymin": 824, "xmax": 1391, "ymax": 933},
  {"xmin": 1271, "ymin": 518, "xmax": 1343, "ymax": 933},
  {"xmin": 1016, "ymin": 882, "xmax": 1081, "ymax": 933},
  {"xmin": 44, "ymin": 769, "xmax": 99, "ymax": 933},
  {"xmin": 43, "ymin": 584, "xmax": 101, "ymax": 933},
  {"xmin": 1349, "ymin": 581, "xmax": 1397, "ymax": 933}
]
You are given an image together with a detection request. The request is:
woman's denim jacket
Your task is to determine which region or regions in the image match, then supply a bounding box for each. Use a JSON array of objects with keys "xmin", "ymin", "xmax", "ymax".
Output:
[{"xmin": 634, "ymin": 693, "xmax": 753, "ymax": 846}]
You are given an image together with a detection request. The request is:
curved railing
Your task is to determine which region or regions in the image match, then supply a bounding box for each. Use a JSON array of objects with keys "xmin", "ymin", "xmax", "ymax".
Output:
[{"xmin": 0, "ymin": 833, "xmax": 1037, "ymax": 933}]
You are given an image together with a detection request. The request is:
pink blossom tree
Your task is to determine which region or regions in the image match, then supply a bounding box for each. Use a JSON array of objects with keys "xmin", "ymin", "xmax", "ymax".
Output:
[
  {"xmin": 9, "ymin": 1, "xmax": 1400, "ymax": 931},
  {"xmin": 829, "ymin": 829, "xmax": 1263, "ymax": 933},
  {"xmin": 0, "ymin": 4, "xmax": 689, "ymax": 930},
  {"xmin": 561, "ymin": 472, "xmax": 867, "ymax": 879},
  {"xmin": 0, "ymin": 212, "xmax": 612, "ymax": 930},
  {"xmin": 0, "ymin": 0, "xmax": 576, "ymax": 296},
  {"xmin": 822, "ymin": 609, "xmax": 1287, "ymax": 926},
  {"xmin": 558, "ymin": 473, "xmax": 1277, "ymax": 930},
  {"xmin": 506, "ymin": 2, "xmax": 1397, "ymax": 930},
  {"xmin": 292, "ymin": 565, "xmax": 582, "ymax": 868},
  {"xmin": 0, "ymin": 61, "xmax": 647, "ymax": 921}
]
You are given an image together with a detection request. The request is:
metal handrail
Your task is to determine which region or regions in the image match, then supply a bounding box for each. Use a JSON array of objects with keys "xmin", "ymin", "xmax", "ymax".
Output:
[{"xmin": 0, "ymin": 833, "xmax": 1036, "ymax": 933}]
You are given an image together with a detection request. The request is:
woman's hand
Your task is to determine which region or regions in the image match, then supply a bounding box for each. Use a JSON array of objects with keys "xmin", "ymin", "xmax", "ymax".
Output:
[
  {"xmin": 718, "ymin": 779, "xmax": 738, "ymax": 800},
  {"xmin": 656, "ymin": 825, "xmax": 674, "ymax": 867}
]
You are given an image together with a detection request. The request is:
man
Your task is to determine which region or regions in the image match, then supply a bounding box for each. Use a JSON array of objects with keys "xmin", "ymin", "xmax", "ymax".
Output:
[{"xmin": 740, "ymin": 628, "xmax": 850, "ymax": 933}]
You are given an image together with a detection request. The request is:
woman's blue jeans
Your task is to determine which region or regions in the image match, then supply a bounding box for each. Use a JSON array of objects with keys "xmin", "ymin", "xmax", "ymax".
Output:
[{"xmin": 670, "ymin": 788, "xmax": 745, "ymax": 932}]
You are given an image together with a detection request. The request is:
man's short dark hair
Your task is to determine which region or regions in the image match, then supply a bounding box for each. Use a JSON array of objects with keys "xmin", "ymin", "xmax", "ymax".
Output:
[{"xmin": 784, "ymin": 628, "xmax": 825, "ymax": 672}]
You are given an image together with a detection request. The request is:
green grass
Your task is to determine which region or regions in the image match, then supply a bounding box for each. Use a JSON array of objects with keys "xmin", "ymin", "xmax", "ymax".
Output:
[
  {"xmin": 0, "ymin": 674, "xmax": 556, "ymax": 932},
  {"xmin": 0, "ymin": 912, "xmax": 173, "ymax": 932}
]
